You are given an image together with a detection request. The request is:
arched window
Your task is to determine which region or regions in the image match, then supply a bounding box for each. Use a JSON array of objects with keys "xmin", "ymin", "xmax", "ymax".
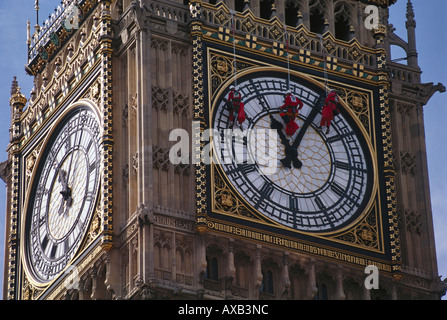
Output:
[
  {"xmin": 235, "ymin": 0, "xmax": 245, "ymax": 12},
  {"xmin": 335, "ymin": 15, "xmax": 350, "ymax": 40},
  {"xmin": 206, "ymin": 256, "xmax": 219, "ymax": 281},
  {"xmin": 234, "ymin": 250, "xmax": 251, "ymax": 290},
  {"xmin": 260, "ymin": 0, "xmax": 274, "ymax": 20},
  {"xmin": 310, "ymin": 8, "xmax": 325, "ymax": 34},
  {"xmin": 260, "ymin": 269, "xmax": 274, "ymax": 294},
  {"xmin": 289, "ymin": 265, "xmax": 306, "ymax": 299},
  {"xmin": 334, "ymin": 2, "xmax": 352, "ymax": 41},
  {"xmin": 285, "ymin": 0, "xmax": 300, "ymax": 27},
  {"xmin": 315, "ymin": 283, "xmax": 328, "ymax": 300}
]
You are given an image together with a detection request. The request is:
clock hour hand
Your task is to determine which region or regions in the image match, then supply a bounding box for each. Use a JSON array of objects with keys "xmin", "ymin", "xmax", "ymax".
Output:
[
  {"xmin": 285, "ymin": 96, "xmax": 324, "ymax": 169},
  {"xmin": 270, "ymin": 115, "xmax": 302, "ymax": 169},
  {"xmin": 58, "ymin": 169, "xmax": 72, "ymax": 206},
  {"xmin": 270, "ymin": 96, "xmax": 324, "ymax": 169},
  {"xmin": 58, "ymin": 198, "xmax": 65, "ymax": 215}
]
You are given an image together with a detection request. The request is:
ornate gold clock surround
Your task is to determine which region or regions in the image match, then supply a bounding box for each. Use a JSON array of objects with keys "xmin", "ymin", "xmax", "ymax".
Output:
[
  {"xmin": 6, "ymin": 0, "xmax": 115, "ymax": 300},
  {"xmin": 192, "ymin": 1, "xmax": 401, "ymax": 278},
  {"xmin": 20, "ymin": 100, "xmax": 102, "ymax": 288}
]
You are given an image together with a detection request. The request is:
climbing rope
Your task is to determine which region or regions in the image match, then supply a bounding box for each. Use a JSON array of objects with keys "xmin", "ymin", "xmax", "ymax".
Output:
[
  {"xmin": 230, "ymin": 10, "xmax": 237, "ymax": 88},
  {"xmin": 319, "ymin": 34, "xmax": 329, "ymax": 94},
  {"xmin": 283, "ymin": 22, "xmax": 290, "ymax": 90}
]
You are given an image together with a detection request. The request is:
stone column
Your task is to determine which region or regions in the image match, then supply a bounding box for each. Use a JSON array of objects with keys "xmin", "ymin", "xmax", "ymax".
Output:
[
  {"xmin": 228, "ymin": 238, "xmax": 236, "ymax": 280},
  {"xmin": 308, "ymin": 259, "xmax": 317, "ymax": 299},
  {"xmin": 283, "ymin": 253, "xmax": 291, "ymax": 298},
  {"xmin": 255, "ymin": 245, "xmax": 263, "ymax": 295},
  {"xmin": 335, "ymin": 266, "xmax": 345, "ymax": 300}
]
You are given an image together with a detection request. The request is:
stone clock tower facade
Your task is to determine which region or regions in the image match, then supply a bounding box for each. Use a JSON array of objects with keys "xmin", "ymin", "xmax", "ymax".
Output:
[{"xmin": 2, "ymin": 0, "xmax": 445, "ymax": 300}]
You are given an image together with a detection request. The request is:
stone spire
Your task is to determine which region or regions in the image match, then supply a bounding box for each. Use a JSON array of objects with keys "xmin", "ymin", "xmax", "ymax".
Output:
[
  {"xmin": 406, "ymin": 0, "xmax": 415, "ymax": 27},
  {"xmin": 9, "ymin": 77, "xmax": 27, "ymax": 122},
  {"xmin": 405, "ymin": 0, "xmax": 418, "ymax": 67},
  {"xmin": 10, "ymin": 76, "xmax": 18, "ymax": 96}
]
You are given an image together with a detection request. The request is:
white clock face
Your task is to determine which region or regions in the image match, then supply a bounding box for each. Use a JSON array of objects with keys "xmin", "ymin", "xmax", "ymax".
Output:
[
  {"xmin": 212, "ymin": 73, "xmax": 374, "ymax": 232},
  {"xmin": 25, "ymin": 106, "xmax": 101, "ymax": 283}
]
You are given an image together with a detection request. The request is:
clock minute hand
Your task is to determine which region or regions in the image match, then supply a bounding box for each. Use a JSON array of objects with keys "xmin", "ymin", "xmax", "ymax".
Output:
[
  {"xmin": 270, "ymin": 115, "xmax": 301, "ymax": 169},
  {"xmin": 292, "ymin": 96, "xmax": 324, "ymax": 150},
  {"xmin": 281, "ymin": 96, "xmax": 325, "ymax": 169},
  {"xmin": 278, "ymin": 96, "xmax": 324, "ymax": 169},
  {"xmin": 58, "ymin": 169, "xmax": 70, "ymax": 199},
  {"xmin": 66, "ymin": 112, "xmax": 84, "ymax": 202},
  {"xmin": 270, "ymin": 96, "xmax": 324, "ymax": 169}
]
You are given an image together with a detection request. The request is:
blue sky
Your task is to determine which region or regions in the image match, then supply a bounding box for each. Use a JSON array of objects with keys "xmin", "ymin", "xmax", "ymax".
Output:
[{"xmin": 0, "ymin": 0, "xmax": 445, "ymax": 299}]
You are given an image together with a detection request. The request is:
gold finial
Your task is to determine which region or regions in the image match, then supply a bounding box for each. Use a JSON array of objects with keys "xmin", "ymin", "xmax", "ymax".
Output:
[
  {"xmin": 270, "ymin": 3, "xmax": 277, "ymax": 19},
  {"xmin": 34, "ymin": 0, "xmax": 40, "ymax": 34},
  {"xmin": 10, "ymin": 77, "xmax": 27, "ymax": 107}
]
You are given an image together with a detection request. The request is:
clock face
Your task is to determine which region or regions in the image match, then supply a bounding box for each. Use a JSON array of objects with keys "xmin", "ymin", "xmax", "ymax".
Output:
[
  {"xmin": 25, "ymin": 106, "xmax": 101, "ymax": 283},
  {"xmin": 212, "ymin": 73, "xmax": 374, "ymax": 233}
]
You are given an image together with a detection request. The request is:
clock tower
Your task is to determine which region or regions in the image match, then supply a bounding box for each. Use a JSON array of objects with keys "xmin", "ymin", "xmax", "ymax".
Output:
[{"xmin": 2, "ymin": 0, "xmax": 446, "ymax": 300}]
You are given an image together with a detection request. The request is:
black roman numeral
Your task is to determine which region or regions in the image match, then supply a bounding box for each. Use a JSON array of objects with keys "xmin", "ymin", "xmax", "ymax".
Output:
[
  {"xmin": 239, "ymin": 163, "xmax": 256, "ymax": 174},
  {"xmin": 334, "ymin": 161, "xmax": 350, "ymax": 171},
  {"xmin": 85, "ymin": 191, "xmax": 94, "ymax": 202},
  {"xmin": 289, "ymin": 196, "xmax": 299, "ymax": 212},
  {"xmin": 314, "ymin": 196, "xmax": 326, "ymax": 210},
  {"xmin": 88, "ymin": 161, "xmax": 97, "ymax": 174},
  {"xmin": 86, "ymin": 139, "xmax": 93, "ymax": 152},
  {"xmin": 255, "ymin": 182, "xmax": 274, "ymax": 209},
  {"xmin": 327, "ymin": 131, "xmax": 355, "ymax": 144},
  {"xmin": 41, "ymin": 235, "xmax": 49, "ymax": 252},
  {"xmin": 259, "ymin": 182, "xmax": 274, "ymax": 200},
  {"xmin": 226, "ymin": 163, "xmax": 256, "ymax": 176},
  {"xmin": 50, "ymin": 244, "xmax": 58, "ymax": 259},
  {"xmin": 331, "ymin": 182, "xmax": 345, "ymax": 197},
  {"xmin": 64, "ymin": 238, "xmax": 71, "ymax": 254},
  {"xmin": 249, "ymin": 79, "xmax": 270, "ymax": 113},
  {"xmin": 334, "ymin": 160, "xmax": 367, "ymax": 174}
]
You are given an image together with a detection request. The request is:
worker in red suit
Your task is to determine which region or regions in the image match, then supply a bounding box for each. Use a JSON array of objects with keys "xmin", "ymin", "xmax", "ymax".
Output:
[
  {"xmin": 319, "ymin": 89, "xmax": 339, "ymax": 134},
  {"xmin": 226, "ymin": 85, "xmax": 245, "ymax": 128},
  {"xmin": 280, "ymin": 90, "xmax": 303, "ymax": 136}
]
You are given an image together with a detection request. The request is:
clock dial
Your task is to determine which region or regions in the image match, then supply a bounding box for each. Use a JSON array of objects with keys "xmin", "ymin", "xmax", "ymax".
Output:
[
  {"xmin": 212, "ymin": 73, "xmax": 374, "ymax": 233},
  {"xmin": 25, "ymin": 106, "xmax": 101, "ymax": 283}
]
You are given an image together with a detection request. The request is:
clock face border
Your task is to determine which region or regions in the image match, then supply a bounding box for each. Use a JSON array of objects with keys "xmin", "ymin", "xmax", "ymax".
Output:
[
  {"xmin": 21, "ymin": 101, "xmax": 102, "ymax": 287},
  {"xmin": 199, "ymin": 46, "xmax": 395, "ymax": 265},
  {"xmin": 208, "ymin": 66, "xmax": 378, "ymax": 236},
  {"xmin": 193, "ymin": 23, "xmax": 401, "ymax": 275}
]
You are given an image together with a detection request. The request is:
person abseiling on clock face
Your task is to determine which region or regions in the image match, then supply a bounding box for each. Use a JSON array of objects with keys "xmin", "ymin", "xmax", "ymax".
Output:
[
  {"xmin": 226, "ymin": 85, "xmax": 246, "ymax": 128},
  {"xmin": 279, "ymin": 89, "xmax": 303, "ymax": 136},
  {"xmin": 319, "ymin": 89, "xmax": 340, "ymax": 134}
]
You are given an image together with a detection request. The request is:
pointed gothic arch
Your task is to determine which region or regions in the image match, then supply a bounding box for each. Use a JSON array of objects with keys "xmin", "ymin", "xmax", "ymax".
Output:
[
  {"xmin": 235, "ymin": 0, "xmax": 246, "ymax": 12},
  {"xmin": 334, "ymin": 1, "xmax": 353, "ymax": 41},
  {"xmin": 285, "ymin": 0, "xmax": 301, "ymax": 27},
  {"xmin": 309, "ymin": 0, "xmax": 326, "ymax": 34},
  {"xmin": 260, "ymin": 0, "xmax": 275, "ymax": 20}
]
